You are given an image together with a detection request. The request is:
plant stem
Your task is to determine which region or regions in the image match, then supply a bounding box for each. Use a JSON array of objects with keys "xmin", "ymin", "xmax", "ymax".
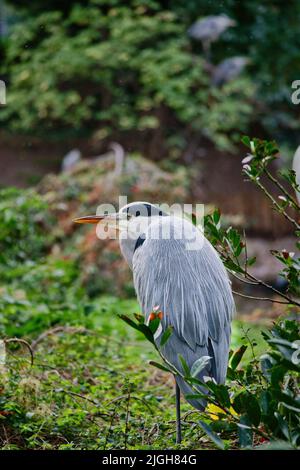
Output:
[
  {"xmin": 232, "ymin": 290, "xmax": 290, "ymax": 305},
  {"xmin": 264, "ymin": 168, "xmax": 300, "ymax": 211},
  {"xmin": 254, "ymin": 177, "xmax": 300, "ymax": 231}
]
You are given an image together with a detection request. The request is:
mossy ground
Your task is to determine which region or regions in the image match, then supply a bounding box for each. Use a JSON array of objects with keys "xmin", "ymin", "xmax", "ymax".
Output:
[{"xmin": 0, "ymin": 295, "xmax": 266, "ymax": 450}]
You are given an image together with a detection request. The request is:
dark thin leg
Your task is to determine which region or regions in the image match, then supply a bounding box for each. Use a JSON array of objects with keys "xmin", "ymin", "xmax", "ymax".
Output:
[{"xmin": 175, "ymin": 380, "xmax": 182, "ymax": 444}]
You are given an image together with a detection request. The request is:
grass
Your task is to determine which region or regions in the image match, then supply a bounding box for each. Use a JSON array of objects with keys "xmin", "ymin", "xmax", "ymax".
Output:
[{"xmin": 0, "ymin": 294, "xmax": 267, "ymax": 450}]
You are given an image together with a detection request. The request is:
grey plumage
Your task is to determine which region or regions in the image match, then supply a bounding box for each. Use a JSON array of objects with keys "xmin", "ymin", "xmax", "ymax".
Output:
[
  {"xmin": 75, "ymin": 201, "xmax": 235, "ymax": 424},
  {"xmin": 188, "ymin": 14, "xmax": 236, "ymax": 44},
  {"xmin": 131, "ymin": 214, "xmax": 234, "ymax": 409},
  {"xmin": 212, "ymin": 57, "xmax": 249, "ymax": 87},
  {"xmin": 62, "ymin": 149, "xmax": 81, "ymax": 172}
]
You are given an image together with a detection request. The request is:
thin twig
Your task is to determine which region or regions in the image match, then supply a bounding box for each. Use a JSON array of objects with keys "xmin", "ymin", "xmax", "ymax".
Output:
[
  {"xmin": 103, "ymin": 404, "xmax": 118, "ymax": 451},
  {"xmin": 4, "ymin": 338, "xmax": 34, "ymax": 366},
  {"xmin": 264, "ymin": 168, "xmax": 300, "ymax": 211},
  {"xmin": 124, "ymin": 385, "xmax": 131, "ymax": 450},
  {"xmin": 106, "ymin": 394, "xmax": 152, "ymax": 412},
  {"xmin": 255, "ymin": 177, "xmax": 300, "ymax": 231},
  {"xmin": 243, "ymin": 229, "xmax": 249, "ymax": 273},
  {"xmin": 232, "ymin": 289, "xmax": 290, "ymax": 305},
  {"xmin": 31, "ymin": 326, "xmax": 91, "ymax": 351},
  {"xmin": 231, "ymin": 271, "xmax": 259, "ymax": 286},
  {"xmin": 59, "ymin": 389, "xmax": 99, "ymax": 406},
  {"xmin": 246, "ymin": 272, "xmax": 300, "ymax": 307}
]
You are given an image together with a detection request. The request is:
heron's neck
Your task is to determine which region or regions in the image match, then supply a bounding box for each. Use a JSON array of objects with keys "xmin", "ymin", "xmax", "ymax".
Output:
[{"xmin": 118, "ymin": 217, "xmax": 150, "ymax": 268}]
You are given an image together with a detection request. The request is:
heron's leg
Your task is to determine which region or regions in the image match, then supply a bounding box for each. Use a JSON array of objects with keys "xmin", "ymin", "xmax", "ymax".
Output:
[{"xmin": 175, "ymin": 379, "xmax": 182, "ymax": 444}]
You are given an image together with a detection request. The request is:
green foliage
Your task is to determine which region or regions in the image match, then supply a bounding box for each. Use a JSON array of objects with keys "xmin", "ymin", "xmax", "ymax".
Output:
[
  {"xmin": 175, "ymin": 0, "xmax": 300, "ymax": 145},
  {"xmin": 118, "ymin": 135, "xmax": 300, "ymax": 449},
  {"xmin": 0, "ymin": 312, "xmax": 171, "ymax": 450},
  {"xmin": 0, "ymin": 287, "xmax": 269, "ymax": 450},
  {"xmin": 0, "ymin": 257, "xmax": 88, "ymax": 337},
  {"xmin": 121, "ymin": 310, "xmax": 300, "ymax": 449},
  {"xmin": 205, "ymin": 136, "xmax": 300, "ymax": 300},
  {"xmin": 3, "ymin": 1, "xmax": 300, "ymax": 149},
  {"xmin": 0, "ymin": 188, "xmax": 53, "ymax": 267},
  {"xmin": 195, "ymin": 136, "xmax": 300, "ymax": 446},
  {"xmin": 1, "ymin": 1, "xmax": 254, "ymax": 152}
]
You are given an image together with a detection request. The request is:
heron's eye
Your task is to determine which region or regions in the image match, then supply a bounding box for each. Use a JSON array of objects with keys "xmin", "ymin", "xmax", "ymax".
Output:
[{"xmin": 136, "ymin": 211, "xmax": 141, "ymax": 216}]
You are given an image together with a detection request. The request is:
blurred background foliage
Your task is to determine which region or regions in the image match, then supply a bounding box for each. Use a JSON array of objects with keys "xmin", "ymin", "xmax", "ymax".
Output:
[{"xmin": 1, "ymin": 0, "xmax": 300, "ymax": 156}]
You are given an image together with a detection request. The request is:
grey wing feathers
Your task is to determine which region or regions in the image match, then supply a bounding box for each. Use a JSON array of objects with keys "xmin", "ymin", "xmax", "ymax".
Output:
[{"xmin": 132, "ymin": 217, "xmax": 234, "ymax": 407}]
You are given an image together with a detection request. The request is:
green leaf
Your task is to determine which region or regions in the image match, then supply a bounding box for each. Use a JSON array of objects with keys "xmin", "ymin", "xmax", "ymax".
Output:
[
  {"xmin": 241, "ymin": 135, "xmax": 251, "ymax": 148},
  {"xmin": 245, "ymin": 395, "xmax": 261, "ymax": 427},
  {"xmin": 212, "ymin": 209, "xmax": 221, "ymax": 225},
  {"xmin": 270, "ymin": 365, "xmax": 286, "ymax": 388},
  {"xmin": 247, "ymin": 256, "xmax": 256, "ymax": 266},
  {"xmin": 260, "ymin": 391, "xmax": 273, "ymax": 416},
  {"xmin": 256, "ymin": 441, "xmax": 295, "ymax": 450},
  {"xmin": 191, "ymin": 212, "xmax": 197, "ymax": 226},
  {"xmin": 149, "ymin": 361, "xmax": 173, "ymax": 373},
  {"xmin": 232, "ymin": 392, "xmax": 245, "ymax": 414},
  {"xmin": 118, "ymin": 315, "xmax": 155, "ymax": 344},
  {"xmin": 138, "ymin": 325, "xmax": 156, "ymax": 344},
  {"xmin": 260, "ymin": 354, "xmax": 274, "ymax": 381},
  {"xmin": 186, "ymin": 377, "xmax": 203, "ymax": 385},
  {"xmin": 148, "ymin": 316, "xmax": 160, "ymax": 334},
  {"xmin": 280, "ymin": 402, "xmax": 300, "ymax": 413},
  {"xmin": 233, "ymin": 392, "xmax": 261, "ymax": 426},
  {"xmin": 185, "ymin": 393, "xmax": 207, "ymax": 400},
  {"xmin": 118, "ymin": 314, "xmax": 141, "ymax": 331},
  {"xmin": 190, "ymin": 356, "xmax": 211, "ymax": 377},
  {"xmin": 178, "ymin": 354, "xmax": 190, "ymax": 377},
  {"xmin": 198, "ymin": 420, "xmax": 225, "ymax": 450},
  {"xmin": 224, "ymin": 258, "xmax": 244, "ymax": 274},
  {"xmin": 238, "ymin": 415, "xmax": 253, "ymax": 448},
  {"xmin": 231, "ymin": 345, "xmax": 247, "ymax": 370},
  {"xmin": 274, "ymin": 413, "xmax": 290, "ymax": 440},
  {"xmin": 226, "ymin": 366, "xmax": 237, "ymax": 380},
  {"xmin": 205, "ymin": 381, "xmax": 231, "ymax": 408},
  {"xmin": 160, "ymin": 325, "xmax": 173, "ymax": 347},
  {"xmin": 133, "ymin": 313, "xmax": 144, "ymax": 323}
]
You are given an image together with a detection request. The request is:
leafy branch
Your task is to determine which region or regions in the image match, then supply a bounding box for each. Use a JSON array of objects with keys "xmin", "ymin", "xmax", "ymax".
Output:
[{"xmin": 204, "ymin": 137, "xmax": 300, "ymax": 306}]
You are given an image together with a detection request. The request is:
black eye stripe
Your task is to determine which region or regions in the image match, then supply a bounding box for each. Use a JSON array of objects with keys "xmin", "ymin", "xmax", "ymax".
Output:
[
  {"xmin": 134, "ymin": 233, "xmax": 146, "ymax": 253},
  {"xmin": 144, "ymin": 204, "xmax": 152, "ymax": 217},
  {"xmin": 125, "ymin": 204, "xmax": 163, "ymax": 217},
  {"xmin": 144, "ymin": 204, "xmax": 164, "ymax": 216}
]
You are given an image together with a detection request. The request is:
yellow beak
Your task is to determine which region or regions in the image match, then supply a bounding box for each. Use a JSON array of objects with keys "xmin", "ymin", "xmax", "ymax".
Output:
[
  {"xmin": 73, "ymin": 214, "xmax": 124, "ymax": 226},
  {"xmin": 73, "ymin": 215, "xmax": 107, "ymax": 224}
]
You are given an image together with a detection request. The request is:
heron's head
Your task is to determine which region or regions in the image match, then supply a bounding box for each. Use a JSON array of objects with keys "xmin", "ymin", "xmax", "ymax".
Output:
[{"xmin": 73, "ymin": 201, "xmax": 168, "ymax": 267}]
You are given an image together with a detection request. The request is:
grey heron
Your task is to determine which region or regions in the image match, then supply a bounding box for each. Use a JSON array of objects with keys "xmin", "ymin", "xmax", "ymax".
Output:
[
  {"xmin": 62, "ymin": 149, "xmax": 81, "ymax": 172},
  {"xmin": 211, "ymin": 57, "xmax": 249, "ymax": 87},
  {"xmin": 74, "ymin": 202, "xmax": 235, "ymax": 443},
  {"xmin": 188, "ymin": 15, "xmax": 236, "ymax": 57}
]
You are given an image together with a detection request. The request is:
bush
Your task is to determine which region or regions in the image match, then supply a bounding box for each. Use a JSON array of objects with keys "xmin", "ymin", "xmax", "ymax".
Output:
[
  {"xmin": 3, "ymin": 1, "xmax": 300, "ymax": 151},
  {"xmin": 0, "ymin": 188, "xmax": 53, "ymax": 267},
  {"xmin": 1, "ymin": 1, "xmax": 254, "ymax": 152}
]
